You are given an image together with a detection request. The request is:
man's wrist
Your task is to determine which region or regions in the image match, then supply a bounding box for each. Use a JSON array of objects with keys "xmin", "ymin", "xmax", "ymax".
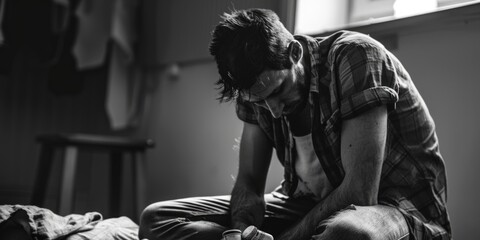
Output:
[{"xmin": 232, "ymin": 220, "xmax": 249, "ymax": 232}]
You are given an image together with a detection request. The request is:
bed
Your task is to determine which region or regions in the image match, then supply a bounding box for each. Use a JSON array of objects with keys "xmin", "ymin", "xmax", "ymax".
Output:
[{"xmin": 0, "ymin": 205, "xmax": 140, "ymax": 240}]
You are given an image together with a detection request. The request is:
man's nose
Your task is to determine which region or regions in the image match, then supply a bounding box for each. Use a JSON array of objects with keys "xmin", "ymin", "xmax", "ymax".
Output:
[{"xmin": 264, "ymin": 98, "xmax": 283, "ymax": 119}]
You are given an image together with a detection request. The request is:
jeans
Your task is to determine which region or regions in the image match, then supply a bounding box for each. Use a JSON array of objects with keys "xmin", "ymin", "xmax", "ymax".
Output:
[{"xmin": 138, "ymin": 192, "xmax": 409, "ymax": 240}]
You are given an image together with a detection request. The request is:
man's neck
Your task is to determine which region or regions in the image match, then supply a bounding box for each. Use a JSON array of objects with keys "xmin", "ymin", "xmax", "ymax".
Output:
[{"xmin": 287, "ymin": 100, "xmax": 311, "ymax": 136}]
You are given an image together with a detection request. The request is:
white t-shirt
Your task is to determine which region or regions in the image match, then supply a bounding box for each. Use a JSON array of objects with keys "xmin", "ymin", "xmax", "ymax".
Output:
[{"xmin": 292, "ymin": 133, "xmax": 333, "ymax": 201}]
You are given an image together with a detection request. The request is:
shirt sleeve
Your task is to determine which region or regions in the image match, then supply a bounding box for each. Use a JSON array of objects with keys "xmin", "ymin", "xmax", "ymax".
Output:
[
  {"xmin": 334, "ymin": 38, "xmax": 400, "ymax": 119},
  {"xmin": 235, "ymin": 97, "xmax": 259, "ymax": 124}
]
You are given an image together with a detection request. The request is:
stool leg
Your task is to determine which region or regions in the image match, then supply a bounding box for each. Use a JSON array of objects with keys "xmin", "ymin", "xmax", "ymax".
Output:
[
  {"xmin": 59, "ymin": 146, "xmax": 78, "ymax": 215},
  {"xmin": 31, "ymin": 144, "xmax": 55, "ymax": 206},
  {"xmin": 132, "ymin": 151, "xmax": 147, "ymax": 220},
  {"xmin": 110, "ymin": 151, "xmax": 123, "ymax": 217}
]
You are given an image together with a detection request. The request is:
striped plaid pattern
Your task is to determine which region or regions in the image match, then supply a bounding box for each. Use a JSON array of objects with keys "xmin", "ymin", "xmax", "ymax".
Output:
[{"xmin": 236, "ymin": 31, "xmax": 451, "ymax": 239}]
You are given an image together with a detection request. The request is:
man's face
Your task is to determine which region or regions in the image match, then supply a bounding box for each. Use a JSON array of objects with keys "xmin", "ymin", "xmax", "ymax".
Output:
[{"xmin": 240, "ymin": 67, "xmax": 307, "ymax": 118}]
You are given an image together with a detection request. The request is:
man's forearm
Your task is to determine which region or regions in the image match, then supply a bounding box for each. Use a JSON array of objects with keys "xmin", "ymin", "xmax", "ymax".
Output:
[
  {"xmin": 277, "ymin": 186, "xmax": 355, "ymax": 240},
  {"xmin": 230, "ymin": 183, "xmax": 266, "ymax": 231}
]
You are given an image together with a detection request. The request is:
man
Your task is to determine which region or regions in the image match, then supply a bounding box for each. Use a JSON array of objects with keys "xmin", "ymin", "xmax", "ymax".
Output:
[{"xmin": 139, "ymin": 8, "xmax": 451, "ymax": 240}]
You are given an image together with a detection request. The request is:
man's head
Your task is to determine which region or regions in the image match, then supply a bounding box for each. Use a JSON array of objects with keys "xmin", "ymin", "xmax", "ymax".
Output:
[{"xmin": 210, "ymin": 8, "xmax": 308, "ymax": 118}]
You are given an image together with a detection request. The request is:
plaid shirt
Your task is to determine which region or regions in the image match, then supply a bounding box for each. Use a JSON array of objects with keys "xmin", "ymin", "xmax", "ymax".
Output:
[{"xmin": 236, "ymin": 31, "xmax": 451, "ymax": 239}]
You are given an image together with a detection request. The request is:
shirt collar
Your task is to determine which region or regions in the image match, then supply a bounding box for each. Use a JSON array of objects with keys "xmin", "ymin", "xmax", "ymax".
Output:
[{"xmin": 294, "ymin": 34, "xmax": 322, "ymax": 94}]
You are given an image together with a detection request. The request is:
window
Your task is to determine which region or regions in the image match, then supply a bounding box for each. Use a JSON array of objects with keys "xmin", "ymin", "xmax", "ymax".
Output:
[{"xmin": 295, "ymin": 0, "xmax": 478, "ymax": 34}]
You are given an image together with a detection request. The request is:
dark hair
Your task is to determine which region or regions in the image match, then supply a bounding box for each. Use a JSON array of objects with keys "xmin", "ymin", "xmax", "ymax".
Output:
[{"xmin": 209, "ymin": 8, "xmax": 293, "ymax": 102}]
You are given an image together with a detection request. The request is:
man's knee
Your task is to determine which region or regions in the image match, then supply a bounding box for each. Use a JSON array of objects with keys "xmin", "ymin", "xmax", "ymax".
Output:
[
  {"xmin": 313, "ymin": 205, "xmax": 376, "ymax": 240},
  {"xmin": 139, "ymin": 202, "xmax": 180, "ymax": 239},
  {"xmin": 316, "ymin": 216, "xmax": 375, "ymax": 240},
  {"xmin": 138, "ymin": 202, "xmax": 227, "ymax": 240},
  {"xmin": 317, "ymin": 219, "xmax": 375, "ymax": 240},
  {"xmin": 138, "ymin": 203, "xmax": 159, "ymax": 238},
  {"xmin": 140, "ymin": 202, "xmax": 169, "ymax": 225},
  {"xmin": 313, "ymin": 205, "xmax": 408, "ymax": 240}
]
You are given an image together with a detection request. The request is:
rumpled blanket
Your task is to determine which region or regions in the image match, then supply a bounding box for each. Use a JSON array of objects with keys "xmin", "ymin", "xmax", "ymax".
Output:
[{"xmin": 0, "ymin": 205, "xmax": 139, "ymax": 240}]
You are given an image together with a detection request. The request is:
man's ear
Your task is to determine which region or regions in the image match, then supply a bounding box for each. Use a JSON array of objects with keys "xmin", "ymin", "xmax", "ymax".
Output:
[{"xmin": 288, "ymin": 40, "xmax": 303, "ymax": 64}]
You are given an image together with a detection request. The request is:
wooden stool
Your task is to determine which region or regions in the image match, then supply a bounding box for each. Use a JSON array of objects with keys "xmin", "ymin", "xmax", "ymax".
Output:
[{"xmin": 30, "ymin": 133, "xmax": 154, "ymax": 218}]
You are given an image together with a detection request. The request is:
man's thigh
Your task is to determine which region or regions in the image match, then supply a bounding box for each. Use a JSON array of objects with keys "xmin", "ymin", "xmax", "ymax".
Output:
[
  {"xmin": 138, "ymin": 193, "xmax": 316, "ymax": 240},
  {"xmin": 138, "ymin": 196, "xmax": 231, "ymax": 240},
  {"xmin": 312, "ymin": 205, "xmax": 409, "ymax": 240},
  {"xmin": 140, "ymin": 195, "xmax": 232, "ymax": 223}
]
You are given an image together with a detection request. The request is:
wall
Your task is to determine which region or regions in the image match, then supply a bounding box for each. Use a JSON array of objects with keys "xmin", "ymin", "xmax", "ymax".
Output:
[
  {"xmin": 141, "ymin": 0, "xmax": 294, "ymax": 66},
  {"xmin": 136, "ymin": 62, "xmax": 283, "ymax": 202}
]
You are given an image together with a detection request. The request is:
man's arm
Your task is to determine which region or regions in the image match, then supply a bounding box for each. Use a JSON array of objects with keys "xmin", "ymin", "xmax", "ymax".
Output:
[
  {"xmin": 277, "ymin": 105, "xmax": 388, "ymax": 240},
  {"xmin": 231, "ymin": 122, "xmax": 273, "ymax": 231}
]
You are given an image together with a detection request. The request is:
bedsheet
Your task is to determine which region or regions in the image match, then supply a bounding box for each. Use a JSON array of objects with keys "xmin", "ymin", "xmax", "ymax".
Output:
[{"xmin": 0, "ymin": 205, "xmax": 139, "ymax": 240}]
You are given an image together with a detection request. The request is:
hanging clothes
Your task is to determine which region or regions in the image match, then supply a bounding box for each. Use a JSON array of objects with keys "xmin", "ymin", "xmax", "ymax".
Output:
[{"xmin": 73, "ymin": 0, "xmax": 146, "ymax": 130}]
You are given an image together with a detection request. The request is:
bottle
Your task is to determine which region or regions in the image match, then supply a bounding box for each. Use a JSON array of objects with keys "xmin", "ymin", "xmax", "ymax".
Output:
[
  {"xmin": 222, "ymin": 229, "xmax": 242, "ymax": 240},
  {"xmin": 242, "ymin": 225, "xmax": 274, "ymax": 240}
]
